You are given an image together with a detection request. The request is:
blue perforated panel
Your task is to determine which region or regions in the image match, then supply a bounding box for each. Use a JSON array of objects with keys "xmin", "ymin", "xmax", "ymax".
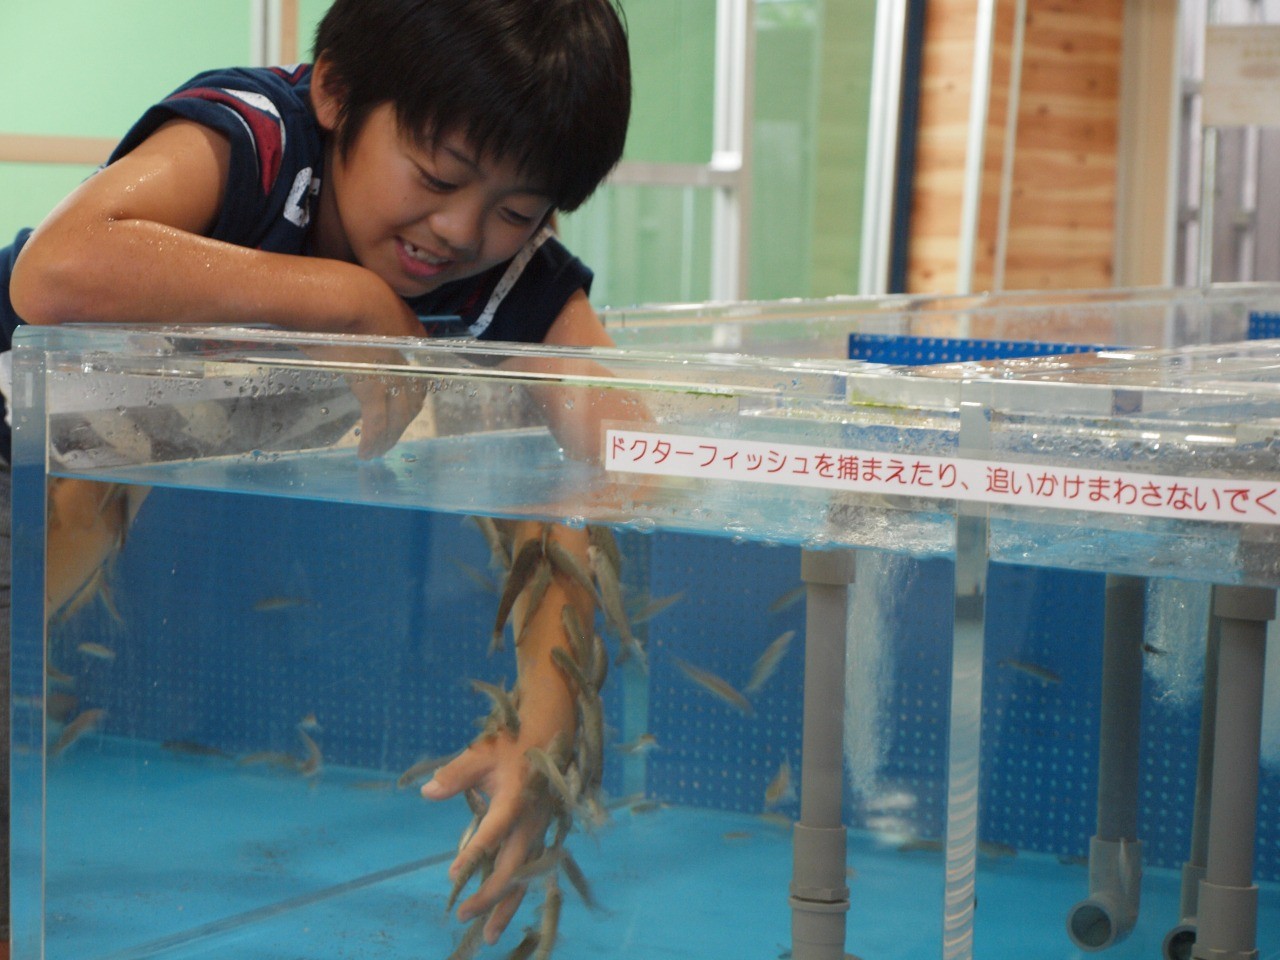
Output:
[
  {"xmin": 848, "ymin": 334, "xmax": 1109, "ymax": 366},
  {"xmin": 1248, "ymin": 311, "xmax": 1280, "ymax": 340},
  {"xmin": 641, "ymin": 535, "xmax": 806, "ymax": 817}
]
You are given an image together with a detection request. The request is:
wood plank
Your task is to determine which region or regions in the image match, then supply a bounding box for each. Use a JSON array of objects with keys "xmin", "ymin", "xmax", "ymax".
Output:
[
  {"xmin": 1003, "ymin": 0, "xmax": 1123, "ymax": 291},
  {"xmin": 281, "ymin": 0, "xmax": 300, "ymax": 63},
  {"xmin": 0, "ymin": 134, "xmax": 114, "ymax": 165}
]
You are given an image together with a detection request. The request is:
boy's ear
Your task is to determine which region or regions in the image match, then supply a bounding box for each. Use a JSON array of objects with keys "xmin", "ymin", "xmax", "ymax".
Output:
[{"xmin": 310, "ymin": 55, "xmax": 344, "ymax": 132}]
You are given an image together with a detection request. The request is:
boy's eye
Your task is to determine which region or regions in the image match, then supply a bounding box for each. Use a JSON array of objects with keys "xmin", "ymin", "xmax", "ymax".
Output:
[
  {"xmin": 501, "ymin": 207, "xmax": 536, "ymax": 227},
  {"xmin": 418, "ymin": 168, "xmax": 455, "ymax": 191}
]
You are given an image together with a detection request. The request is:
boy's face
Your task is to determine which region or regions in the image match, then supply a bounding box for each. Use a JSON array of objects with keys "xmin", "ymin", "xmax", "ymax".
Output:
[{"xmin": 314, "ymin": 103, "xmax": 554, "ymax": 298}]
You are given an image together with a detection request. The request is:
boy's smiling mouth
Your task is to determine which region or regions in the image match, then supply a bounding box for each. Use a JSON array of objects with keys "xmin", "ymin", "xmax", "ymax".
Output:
[
  {"xmin": 397, "ymin": 238, "xmax": 454, "ymax": 281},
  {"xmin": 402, "ymin": 239, "xmax": 450, "ymax": 265}
]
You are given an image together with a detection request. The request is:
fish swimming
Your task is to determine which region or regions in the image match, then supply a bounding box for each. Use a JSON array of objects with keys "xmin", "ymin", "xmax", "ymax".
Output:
[
  {"xmin": 589, "ymin": 546, "xmax": 645, "ymax": 670},
  {"xmin": 586, "ymin": 525, "xmax": 622, "ymax": 573},
  {"xmin": 397, "ymin": 752, "xmax": 456, "ymax": 789},
  {"xmin": 297, "ymin": 726, "xmax": 323, "ymax": 777},
  {"xmin": 559, "ymin": 605, "xmax": 592, "ymax": 674},
  {"xmin": 492, "ymin": 537, "xmax": 546, "ymax": 652},
  {"xmin": 469, "ymin": 678, "xmax": 521, "ymax": 734},
  {"xmin": 534, "ymin": 873, "xmax": 562, "ymax": 960},
  {"xmin": 251, "ymin": 595, "xmax": 314, "ymax": 612},
  {"xmin": 446, "ymin": 848, "xmax": 493, "ymax": 914},
  {"xmin": 444, "ymin": 913, "xmax": 487, "ymax": 960},
  {"xmin": 518, "ymin": 558, "xmax": 555, "ymax": 639},
  {"xmin": 162, "ymin": 739, "xmax": 231, "ymax": 759},
  {"xmin": 468, "ymin": 514, "xmax": 513, "ymax": 571},
  {"xmin": 615, "ymin": 733, "xmax": 659, "ymax": 755},
  {"xmin": 559, "ymin": 848, "xmax": 602, "ymax": 912},
  {"xmin": 764, "ymin": 755, "xmax": 796, "ymax": 808},
  {"xmin": 526, "ymin": 746, "xmax": 576, "ymax": 810},
  {"xmin": 506, "ymin": 928, "xmax": 541, "ymax": 960},
  {"xmin": 768, "ymin": 583, "xmax": 806, "ymax": 613},
  {"xmin": 51, "ymin": 708, "xmax": 106, "ymax": 755},
  {"xmin": 672, "ymin": 657, "xmax": 753, "ymax": 715},
  {"xmin": 450, "ymin": 559, "xmax": 499, "ymax": 596},
  {"xmin": 238, "ymin": 751, "xmax": 302, "ymax": 772},
  {"xmin": 550, "ymin": 648, "xmax": 595, "ymax": 702},
  {"xmin": 545, "ymin": 540, "xmax": 602, "ymax": 607},
  {"xmin": 745, "ymin": 630, "xmax": 795, "ymax": 695},
  {"xmin": 627, "ymin": 591, "xmax": 685, "ymax": 625},
  {"xmin": 76, "ymin": 642, "xmax": 116, "ymax": 661},
  {"xmin": 998, "ymin": 658, "xmax": 1061, "ymax": 685}
]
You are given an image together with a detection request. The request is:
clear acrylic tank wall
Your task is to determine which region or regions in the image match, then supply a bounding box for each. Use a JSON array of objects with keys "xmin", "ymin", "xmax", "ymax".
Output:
[{"xmin": 10, "ymin": 285, "xmax": 1280, "ymax": 960}]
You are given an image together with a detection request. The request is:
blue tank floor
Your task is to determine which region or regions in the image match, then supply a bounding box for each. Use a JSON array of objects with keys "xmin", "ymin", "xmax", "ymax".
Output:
[{"xmin": 20, "ymin": 740, "xmax": 1280, "ymax": 960}]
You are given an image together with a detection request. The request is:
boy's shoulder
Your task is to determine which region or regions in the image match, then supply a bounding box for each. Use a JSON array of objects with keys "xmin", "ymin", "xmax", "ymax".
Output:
[
  {"xmin": 111, "ymin": 64, "xmax": 317, "ymax": 160},
  {"xmin": 108, "ymin": 64, "xmax": 323, "ymax": 249},
  {"xmin": 166, "ymin": 64, "xmax": 315, "ymax": 109}
]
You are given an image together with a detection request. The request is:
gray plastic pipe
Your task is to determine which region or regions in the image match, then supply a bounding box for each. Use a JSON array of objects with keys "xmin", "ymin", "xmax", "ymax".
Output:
[
  {"xmin": 1191, "ymin": 585, "xmax": 1274, "ymax": 960},
  {"xmin": 789, "ymin": 549, "xmax": 854, "ymax": 960},
  {"xmin": 1163, "ymin": 607, "xmax": 1220, "ymax": 960},
  {"xmin": 1067, "ymin": 574, "xmax": 1145, "ymax": 951}
]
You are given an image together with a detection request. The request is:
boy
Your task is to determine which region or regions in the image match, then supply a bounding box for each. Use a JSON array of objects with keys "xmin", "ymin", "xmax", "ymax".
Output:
[{"xmin": 2, "ymin": 0, "xmax": 632, "ymax": 947}]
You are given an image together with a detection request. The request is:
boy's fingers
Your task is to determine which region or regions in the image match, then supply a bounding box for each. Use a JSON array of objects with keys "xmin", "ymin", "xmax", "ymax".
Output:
[
  {"xmin": 457, "ymin": 802, "xmax": 544, "ymax": 921},
  {"xmin": 450, "ymin": 791, "xmax": 522, "ymax": 883},
  {"xmin": 357, "ymin": 383, "xmax": 423, "ymax": 459},
  {"xmin": 357, "ymin": 396, "xmax": 391, "ymax": 459},
  {"xmin": 483, "ymin": 885, "xmax": 527, "ymax": 944},
  {"xmin": 456, "ymin": 833, "xmax": 527, "ymax": 922},
  {"xmin": 421, "ymin": 750, "xmax": 485, "ymax": 801}
]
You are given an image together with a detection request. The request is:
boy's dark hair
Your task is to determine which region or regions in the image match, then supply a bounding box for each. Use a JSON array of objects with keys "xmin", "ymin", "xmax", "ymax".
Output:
[{"xmin": 313, "ymin": 0, "xmax": 630, "ymax": 213}]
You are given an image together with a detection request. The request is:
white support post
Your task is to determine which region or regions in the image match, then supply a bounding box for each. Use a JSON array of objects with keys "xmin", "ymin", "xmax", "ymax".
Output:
[{"xmin": 710, "ymin": 0, "xmax": 755, "ymax": 301}]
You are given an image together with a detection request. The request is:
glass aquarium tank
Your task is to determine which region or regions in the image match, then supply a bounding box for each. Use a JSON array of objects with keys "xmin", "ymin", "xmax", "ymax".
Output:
[{"xmin": 10, "ymin": 285, "xmax": 1280, "ymax": 960}]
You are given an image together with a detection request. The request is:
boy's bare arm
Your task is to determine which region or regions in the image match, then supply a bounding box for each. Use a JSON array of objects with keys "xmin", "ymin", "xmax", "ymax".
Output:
[
  {"xmin": 10, "ymin": 119, "xmax": 422, "ymax": 339},
  {"xmin": 422, "ymin": 521, "xmax": 592, "ymax": 943}
]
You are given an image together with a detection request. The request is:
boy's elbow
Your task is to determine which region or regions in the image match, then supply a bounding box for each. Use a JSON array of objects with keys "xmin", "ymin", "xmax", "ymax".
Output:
[{"xmin": 10, "ymin": 242, "xmax": 97, "ymax": 325}]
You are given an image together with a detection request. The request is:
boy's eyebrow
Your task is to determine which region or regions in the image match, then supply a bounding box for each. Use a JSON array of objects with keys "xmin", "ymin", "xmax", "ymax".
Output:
[
  {"xmin": 442, "ymin": 143, "xmax": 482, "ymax": 174},
  {"xmin": 437, "ymin": 140, "xmax": 553, "ymax": 201}
]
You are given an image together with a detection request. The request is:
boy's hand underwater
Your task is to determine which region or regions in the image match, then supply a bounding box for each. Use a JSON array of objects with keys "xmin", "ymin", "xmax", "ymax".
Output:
[
  {"xmin": 421, "ymin": 520, "xmax": 593, "ymax": 945},
  {"xmin": 422, "ymin": 709, "xmax": 569, "ymax": 943}
]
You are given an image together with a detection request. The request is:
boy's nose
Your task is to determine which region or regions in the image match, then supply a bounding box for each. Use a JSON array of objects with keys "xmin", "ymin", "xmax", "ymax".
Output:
[{"xmin": 429, "ymin": 202, "xmax": 482, "ymax": 260}]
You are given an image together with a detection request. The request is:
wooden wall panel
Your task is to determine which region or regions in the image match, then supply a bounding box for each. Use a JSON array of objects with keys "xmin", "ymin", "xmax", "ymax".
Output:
[
  {"xmin": 973, "ymin": 0, "xmax": 1018, "ymax": 291},
  {"xmin": 906, "ymin": 0, "xmax": 980, "ymax": 293},
  {"xmin": 907, "ymin": 0, "xmax": 1125, "ymax": 294},
  {"xmin": 1004, "ymin": 0, "xmax": 1123, "ymax": 290}
]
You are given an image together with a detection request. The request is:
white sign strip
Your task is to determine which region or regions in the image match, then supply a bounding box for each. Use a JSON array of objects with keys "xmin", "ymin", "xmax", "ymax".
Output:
[
  {"xmin": 605, "ymin": 429, "xmax": 1280, "ymax": 527},
  {"xmin": 1203, "ymin": 25, "xmax": 1280, "ymax": 129}
]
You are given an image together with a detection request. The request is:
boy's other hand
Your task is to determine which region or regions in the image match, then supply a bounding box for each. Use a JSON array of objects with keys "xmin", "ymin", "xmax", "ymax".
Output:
[
  {"xmin": 344, "ymin": 361, "xmax": 428, "ymax": 459},
  {"xmin": 299, "ymin": 342, "xmax": 427, "ymax": 459}
]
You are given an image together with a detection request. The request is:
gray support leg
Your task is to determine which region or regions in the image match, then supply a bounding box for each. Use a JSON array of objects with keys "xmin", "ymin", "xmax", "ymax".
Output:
[
  {"xmin": 1192, "ymin": 585, "xmax": 1275, "ymax": 960},
  {"xmin": 1164, "ymin": 606, "xmax": 1220, "ymax": 960},
  {"xmin": 1068, "ymin": 574, "xmax": 1146, "ymax": 951},
  {"xmin": 789, "ymin": 549, "xmax": 855, "ymax": 960}
]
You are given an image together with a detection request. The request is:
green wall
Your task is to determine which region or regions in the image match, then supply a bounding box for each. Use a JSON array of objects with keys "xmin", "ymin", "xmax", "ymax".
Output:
[
  {"xmin": 0, "ymin": 0, "xmax": 252, "ymax": 238},
  {"xmin": 1, "ymin": 0, "xmax": 877, "ymax": 305}
]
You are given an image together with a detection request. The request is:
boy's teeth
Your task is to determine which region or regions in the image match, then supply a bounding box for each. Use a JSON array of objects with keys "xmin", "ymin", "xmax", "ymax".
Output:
[{"xmin": 405, "ymin": 241, "xmax": 445, "ymax": 264}]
